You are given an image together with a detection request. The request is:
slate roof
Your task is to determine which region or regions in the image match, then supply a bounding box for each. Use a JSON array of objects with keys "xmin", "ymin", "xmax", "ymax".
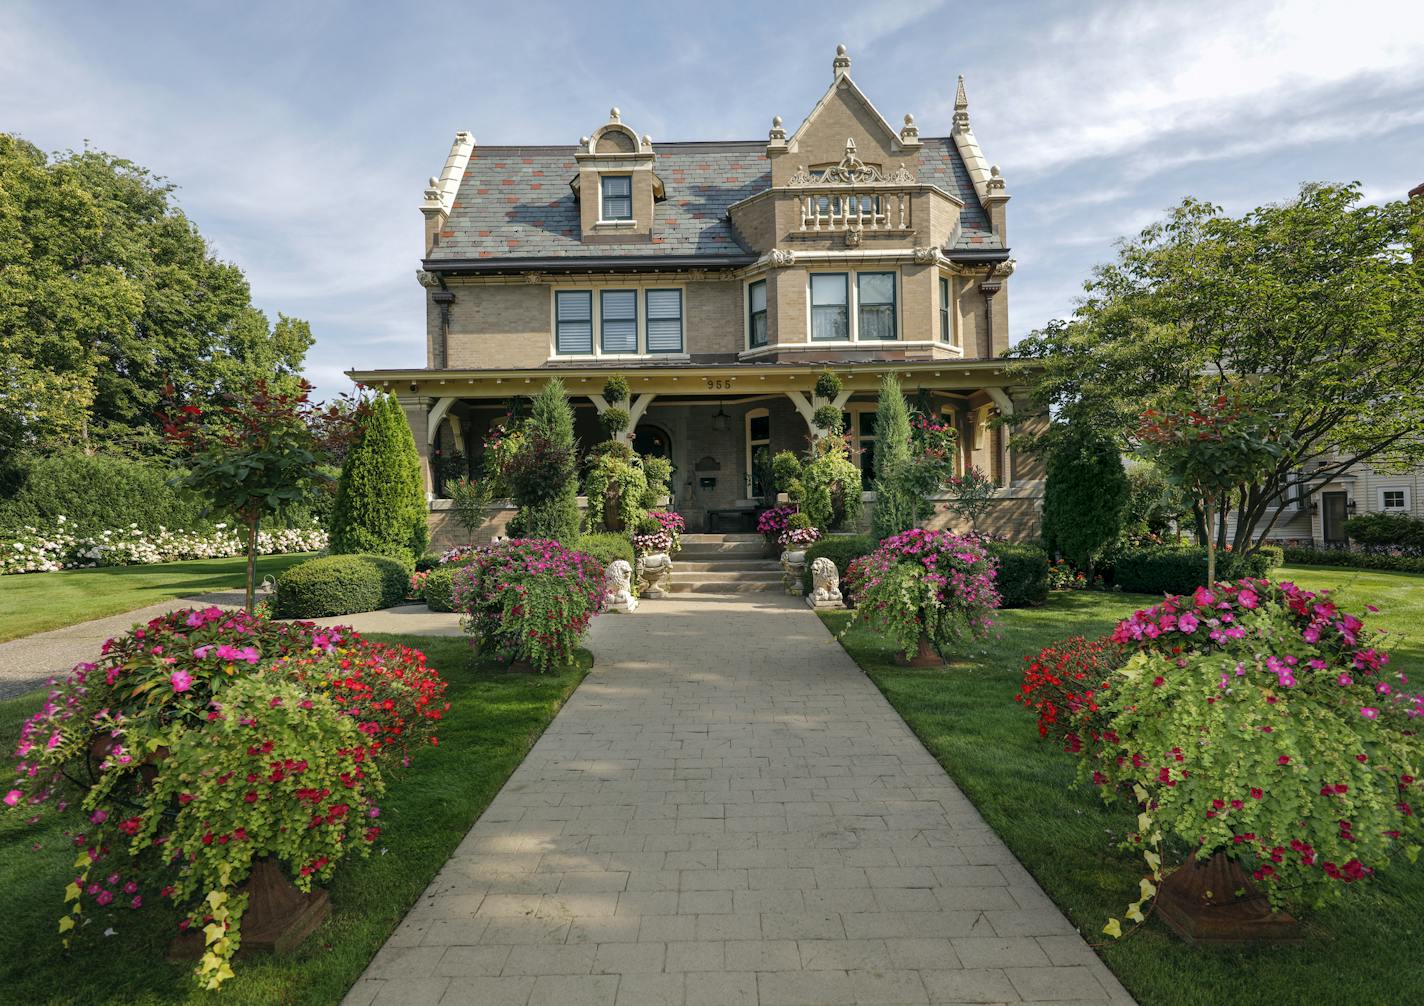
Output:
[{"xmin": 428, "ymin": 136, "xmax": 997, "ymax": 266}]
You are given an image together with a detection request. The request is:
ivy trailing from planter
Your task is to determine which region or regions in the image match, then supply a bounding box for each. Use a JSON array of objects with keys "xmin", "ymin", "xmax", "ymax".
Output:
[{"xmin": 583, "ymin": 440, "xmax": 650, "ymax": 532}]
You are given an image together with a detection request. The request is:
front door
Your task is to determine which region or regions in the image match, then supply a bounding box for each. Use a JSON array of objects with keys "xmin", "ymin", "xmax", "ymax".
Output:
[{"xmin": 1321, "ymin": 491, "xmax": 1348, "ymax": 546}]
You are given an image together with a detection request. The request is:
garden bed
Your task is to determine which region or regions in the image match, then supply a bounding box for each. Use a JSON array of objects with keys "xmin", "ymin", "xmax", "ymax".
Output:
[
  {"xmin": 819, "ymin": 569, "xmax": 1423, "ymax": 1006},
  {"xmin": 0, "ymin": 635, "xmax": 589, "ymax": 1005}
]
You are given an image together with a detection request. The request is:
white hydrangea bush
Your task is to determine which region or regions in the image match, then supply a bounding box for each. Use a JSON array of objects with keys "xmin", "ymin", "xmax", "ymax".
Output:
[{"xmin": 1, "ymin": 517, "xmax": 327, "ymax": 575}]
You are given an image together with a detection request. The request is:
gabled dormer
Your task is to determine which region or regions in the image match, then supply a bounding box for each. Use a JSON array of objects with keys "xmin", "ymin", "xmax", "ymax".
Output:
[{"xmin": 571, "ymin": 108, "xmax": 665, "ymax": 244}]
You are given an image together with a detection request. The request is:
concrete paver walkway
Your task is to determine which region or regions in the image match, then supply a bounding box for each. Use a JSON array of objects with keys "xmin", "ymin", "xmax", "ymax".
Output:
[{"xmin": 346, "ymin": 594, "xmax": 1133, "ymax": 1006}]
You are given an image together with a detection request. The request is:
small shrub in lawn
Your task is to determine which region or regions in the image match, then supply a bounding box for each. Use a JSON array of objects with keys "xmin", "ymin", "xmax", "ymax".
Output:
[
  {"xmin": 273, "ymin": 553, "xmax": 409, "ymax": 618},
  {"xmin": 844, "ymin": 529, "xmax": 1000, "ymax": 661},
  {"xmin": 421, "ymin": 565, "xmax": 457, "ymax": 611},
  {"xmin": 1018, "ymin": 578, "xmax": 1422, "ymax": 931},
  {"xmin": 986, "ymin": 541, "xmax": 1051, "ymax": 607},
  {"xmin": 1257, "ymin": 544, "xmax": 1285, "ymax": 569},
  {"xmin": 451, "ymin": 538, "xmax": 605, "ymax": 671},
  {"xmin": 3, "ymin": 608, "xmax": 446, "ymax": 989},
  {"xmin": 800, "ymin": 534, "xmax": 874, "ymax": 597}
]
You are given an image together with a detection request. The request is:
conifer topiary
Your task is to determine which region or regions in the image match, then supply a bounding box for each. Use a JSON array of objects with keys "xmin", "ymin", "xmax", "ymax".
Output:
[
  {"xmin": 872, "ymin": 373, "xmax": 917, "ymax": 540},
  {"xmin": 329, "ymin": 394, "xmax": 428, "ymax": 561},
  {"xmin": 509, "ymin": 378, "xmax": 581, "ymax": 542}
]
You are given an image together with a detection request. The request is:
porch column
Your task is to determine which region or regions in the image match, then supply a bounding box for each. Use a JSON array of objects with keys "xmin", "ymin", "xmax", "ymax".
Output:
[
  {"xmin": 983, "ymin": 387, "xmax": 1015, "ymax": 487},
  {"xmin": 590, "ymin": 393, "xmax": 656, "ymax": 444},
  {"xmin": 786, "ymin": 389, "xmax": 852, "ymax": 438}
]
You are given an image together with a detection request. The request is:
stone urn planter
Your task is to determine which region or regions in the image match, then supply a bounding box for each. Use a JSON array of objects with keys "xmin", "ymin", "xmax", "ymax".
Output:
[
  {"xmin": 169, "ymin": 857, "xmax": 330, "ymax": 960},
  {"xmin": 1155, "ymin": 850, "xmax": 1303, "ymax": 945},
  {"xmin": 780, "ymin": 549, "xmax": 807, "ymax": 595},
  {"xmin": 894, "ymin": 634, "xmax": 943, "ymax": 668},
  {"xmin": 636, "ymin": 552, "xmax": 672, "ymax": 598}
]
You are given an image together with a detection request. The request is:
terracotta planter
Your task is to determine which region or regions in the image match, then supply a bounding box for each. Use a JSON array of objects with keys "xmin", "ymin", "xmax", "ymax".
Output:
[
  {"xmin": 169, "ymin": 857, "xmax": 330, "ymax": 960},
  {"xmin": 894, "ymin": 634, "xmax": 944, "ymax": 668},
  {"xmin": 1155, "ymin": 850, "xmax": 1303, "ymax": 945},
  {"xmin": 506, "ymin": 658, "xmax": 539, "ymax": 674},
  {"xmin": 603, "ymin": 489, "xmax": 624, "ymax": 532}
]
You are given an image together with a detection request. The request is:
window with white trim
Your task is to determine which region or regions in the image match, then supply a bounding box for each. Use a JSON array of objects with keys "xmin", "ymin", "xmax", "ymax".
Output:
[
  {"xmin": 808, "ymin": 270, "xmax": 899, "ymax": 342},
  {"xmin": 1380, "ymin": 487, "xmax": 1410, "ymax": 511},
  {"xmin": 600, "ymin": 175, "xmax": 632, "ymax": 221},
  {"xmin": 810, "ymin": 273, "xmax": 849, "ymax": 341},
  {"xmin": 600, "ymin": 290, "xmax": 637, "ymax": 353},
  {"xmin": 554, "ymin": 290, "xmax": 593, "ymax": 355},
  {"xmin": 857, "ymin": 272, "xmax": 896, "ymax": 341},
  {"xmin": 645, "ymin": 289, "xmax": 683, "ymax": 353},
  {"xmin": 938, "ymin": 275, "xmax": 953, "ymax": 345},
  {"xmin": 748, "ymin": 279, "xmax": 767, "ymax": 348}
]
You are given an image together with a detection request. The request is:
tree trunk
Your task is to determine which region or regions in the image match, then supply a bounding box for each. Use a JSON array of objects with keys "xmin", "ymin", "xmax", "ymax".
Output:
[
  {"xmin": 1204, "ymin": 500, "xmax": 1217, "ymax": 586},
  {"xmin": 245, "ymin": 516, "xmax": 259, "ymax": 614}
]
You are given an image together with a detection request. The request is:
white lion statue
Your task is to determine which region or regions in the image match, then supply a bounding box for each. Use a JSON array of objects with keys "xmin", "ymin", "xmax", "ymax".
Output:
[
  {"xmin": 604, "ymin": 558, "xmax": 638, "ymax": 613},
  {"xmin": 806, "ymin": 556, "xmax": 843, "ymax": 609},
  {"xmin": 636, "ymin": 551, "xmax": 672, "ymax": 598}
]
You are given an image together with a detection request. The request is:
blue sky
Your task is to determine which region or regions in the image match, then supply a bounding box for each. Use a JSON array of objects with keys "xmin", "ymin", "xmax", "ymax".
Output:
[{"xmin": 4, "ymin": 0, "xmax": 1423, "ymax": 400}]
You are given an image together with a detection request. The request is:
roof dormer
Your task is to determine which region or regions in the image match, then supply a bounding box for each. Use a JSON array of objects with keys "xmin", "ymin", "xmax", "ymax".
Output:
[{"xmin": 571, "ymin": 108, "xmax": 664, "ymax": 243}]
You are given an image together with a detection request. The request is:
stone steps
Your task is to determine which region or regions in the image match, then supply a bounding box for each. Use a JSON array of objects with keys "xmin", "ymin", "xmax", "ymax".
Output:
[{"xmin": 667, "ymin": 533, "xmax": 785, "ymax": 595}]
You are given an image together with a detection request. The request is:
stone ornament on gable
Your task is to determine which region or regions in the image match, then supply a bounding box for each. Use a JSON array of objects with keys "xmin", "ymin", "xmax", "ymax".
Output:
[
  {"xmin": 912, "ymin": 247, "xmax": 939, "ymax": 265},
  {"xmin": 768, "ymin": 249, "xmax": 796, "ymax": 268},
  {"xmin": 806, "ymin": 556, "xmax": 844, "ymax": 609},
  {"xmin": 844, "ymin": 225, "xmax": 862, "ymax": 248},
  {"xmin": 788, "ymin": 139, "xmax": 918, "ymax": 188},
  {"xmin": 416, "ymin": 270, "xmax": 441, "ymax": 288},
  {"xmin": 604, "ymin": 559, "xmax": 638, "ymax": 613},
  {"xmin": 636, "ymin": 551, "xmax": 672, "ymax": 598}
]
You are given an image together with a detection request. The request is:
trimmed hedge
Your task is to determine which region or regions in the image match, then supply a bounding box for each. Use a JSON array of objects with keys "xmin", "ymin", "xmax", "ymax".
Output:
[
  {"xmin": 0, "ymin": 453, "xmax": 210, "ymax": 535},
  {"xmin": 1282, "ymin": 547, "xmax": 1424, "ymax": 575},
  {"xmin": 273, "ymin": 554, "xmax": 409, "ymax": 618},
  {"xmin": 1113, "ymin": 546, "xmax": 1275, "ymax": 595},
  {"xmin": 1342, "ymin": 511, "xmax": 1424, "ymax": 550},
  {"xmin": 1258, "ymin": 544, "xmax": 1285, "ymax": 570},
  {"xmin": 987, "ymin": 542, "xmax": 1051, "ymax": 608},
  {"xmin": 574, "ymin": 532, "xmax": 634, "ymax": 571},
  {"xmin": 422, "ymin": 566, "xmax": 457, "ymax": 612},
  {"xmin": 801, "ymin": 534, "xmax": 876, "ymax": 597}
]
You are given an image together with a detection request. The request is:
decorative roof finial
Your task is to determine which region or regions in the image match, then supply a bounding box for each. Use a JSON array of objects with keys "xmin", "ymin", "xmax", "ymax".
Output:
[
  {"xmin": 768, "ymin": 115, "xmax": 787, "ymax": 143},
  {"xmin": 609, "ymin": 106, "xmax": 621, "ymax": 122},
  {"xmin": 953, "ymin": 75, "xmax": 970, "ymax": 134},
  {"xmin": 833, "ymin": 43, "xmax": 851, "ymax": 78},
  {"xmin": 900, "ymin": 112, "xmax": 920, "ymax": 145},
  {"xmin": 423, "ymin": 176, "xmax": 441, "ymax": 203},
  {"xmin": 987, "ymin": 164, "xmax": 1006, "ymax": 193}
]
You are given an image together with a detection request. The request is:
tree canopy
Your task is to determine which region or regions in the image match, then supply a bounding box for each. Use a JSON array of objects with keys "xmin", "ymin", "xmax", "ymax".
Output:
[
  {"xmin": 0, "ymin": 134, "xmax": 312, "ymax": 463},
  {"xmin": 1011, "ymin": 182, "xmax": 1424, "ymax": 549}
]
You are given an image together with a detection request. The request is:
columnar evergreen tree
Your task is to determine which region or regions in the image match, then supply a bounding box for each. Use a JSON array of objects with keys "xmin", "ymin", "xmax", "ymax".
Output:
[
  {"xmin": 329, "ymin": 394, "xmax": 427, "ymax": 561},
  {"xmin": 510, "ymin": 378, "xmax": 581, "ymax": 542},
  {"xmin": 1041, "ymin": 422, "xmax": 1129, "ymax": 575},
  {"xmin": 871, "ymin": 373, "xmax": 916, "ymax": 540}
]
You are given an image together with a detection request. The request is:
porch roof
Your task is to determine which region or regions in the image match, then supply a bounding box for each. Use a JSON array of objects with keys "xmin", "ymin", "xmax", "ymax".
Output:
[{"xmin": 347, "ymin": 358, "xmax": 1032, "ymax": 398}]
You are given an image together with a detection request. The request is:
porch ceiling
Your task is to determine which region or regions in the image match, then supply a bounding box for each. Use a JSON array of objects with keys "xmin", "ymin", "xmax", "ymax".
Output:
[{"xmin": 348, "ymin": 358, "xmax": 1032, "ymax": 398}]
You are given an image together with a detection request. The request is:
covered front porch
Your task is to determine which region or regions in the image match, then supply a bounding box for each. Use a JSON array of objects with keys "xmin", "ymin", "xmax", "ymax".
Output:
[{"xmin": 347, "ymin": 361, "xmax": 1045, "ymax": 543}]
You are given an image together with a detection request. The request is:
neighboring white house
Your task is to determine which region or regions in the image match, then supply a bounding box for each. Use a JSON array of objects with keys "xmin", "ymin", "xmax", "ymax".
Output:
[{"xmin": 1233, "ymin": 459, "xmax": 1424, "ymax": 547}]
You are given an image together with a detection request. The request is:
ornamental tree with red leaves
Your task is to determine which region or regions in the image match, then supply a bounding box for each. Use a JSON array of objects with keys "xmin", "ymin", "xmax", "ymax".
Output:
[{"xmin": 161, "ymin": 380, "xmax": 363, "ymax": 611}]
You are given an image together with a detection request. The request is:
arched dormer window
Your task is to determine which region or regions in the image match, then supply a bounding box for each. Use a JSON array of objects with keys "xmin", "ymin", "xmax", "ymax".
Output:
[{"xmin": 571, "ymin": 108, "xmax": 664, "ymax": 238}]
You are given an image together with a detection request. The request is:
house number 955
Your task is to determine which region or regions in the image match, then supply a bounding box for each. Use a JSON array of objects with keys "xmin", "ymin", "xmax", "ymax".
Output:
[{"xmin": 705, "ymin": 378, "xmax": 734, "ymax": 390}]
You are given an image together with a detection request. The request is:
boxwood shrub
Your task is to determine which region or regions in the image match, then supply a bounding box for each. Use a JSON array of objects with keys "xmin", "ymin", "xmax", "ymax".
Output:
[
  {"xmin": 986, "ymin": 541, "xmax": 1050, "ymax": 608},
  {"xmin": 800, "ymin": 533, "xmax": 876, "ymax": 598},
  {"xmin": 422, "ymin": 565, "xmax": 457, "ymax": 612},
  {"xmin": 273, "ymin": 554, "xmax": 409, "ymax": 618},
  {"xmin": 574, "ymin": 532, "xmax": 634, "ymax": 571},
  {"xmin": 1342, "ymin": 511, "xmax": 1424, "ymax": 550},
  {"xmin": 1258, "ymin": 544, "xmax": 1285, "ymax": 570},
  {"xmin": 1113, "ymin": 545, "xmax": 1275, "ymax": 595}
]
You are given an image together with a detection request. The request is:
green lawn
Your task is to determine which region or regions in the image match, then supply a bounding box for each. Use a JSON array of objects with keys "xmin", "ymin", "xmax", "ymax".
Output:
[
  {"xmin": 0, "ymin": 635, "xmax": 589, "ymax": 1006},
  {"xmin": 0, "ymin": 553, "xmax": 317, "ymax": 643},
  {"xmin": 822, "ymin": 565, "xmax": 1424, "ymax": 1006}
]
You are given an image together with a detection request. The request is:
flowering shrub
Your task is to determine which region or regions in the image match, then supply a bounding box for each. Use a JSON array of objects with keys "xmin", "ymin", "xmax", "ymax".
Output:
[
  {"xmin": 1047, "ymin": 559, "xmax": 1089, "ymax": 591},
  {"xmin": 631, "ymin": 529, "xmax": 672, "ymax": 555},
  {"xmin": 2, "ymin": 519, "xmax": 326, "ymax": 575},
  {"xmin": 1026, "ymin": 578, "xmax": 1423, "ymax": 932},
  {"xmin": 843, "ymin": 529, "xmax": 1001, "ymax": 660},
  {"xmin": 450, "ymin": 539, "xmax": 605, "ymax": 671},
  {"xmin": 3, "ymin": 609, "xmax": 444, "ymax": 988},
  {"xmin": 757, "ymin": 505, "xmax": 796, "ymax": 544},
  {"xmin": 645, "ymin": 510, "xmax": 685, "ymax": 553},
  {"xmin": 408, "ymin": 569, "xmax": 429, "ymax": 599},
  {"xmin": 779, "ymin": 526, "xmax": 821, "ymax": 548},
  {"xmin": 940, "ymin": 466, "xmax": 997, "ymax": 529}
]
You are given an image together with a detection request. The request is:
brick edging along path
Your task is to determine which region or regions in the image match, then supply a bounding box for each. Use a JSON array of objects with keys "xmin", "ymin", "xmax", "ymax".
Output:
[{"xmin": 347, "ymin": 592, "xmax": 1135, "ymax": 1006}]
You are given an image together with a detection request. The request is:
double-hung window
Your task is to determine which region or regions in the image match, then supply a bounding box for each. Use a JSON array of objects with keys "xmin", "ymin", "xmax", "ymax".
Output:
[
  {"xmin": 554, "ymin": 290, "xmax": 593, "ymax": 355},
  {"xmin": 600, "ymin": 289, "xmax": 637, "ymax": 353},
  {"xmin": 748, "ymin": 280, "xmax": 767, "ymax": 348},
  {"xmin": 857, "ymin": 272, "xmax": 896, "ymax": 341},
  {"xmin": 600, "ymin": 175, "xmax": 632, "ymax": 221},
  {"xmin": 1381, "ymin": 488, "xmax": 1409, "ymax": 511},
  {"xmin": 939, "ymin": 276, "xmax": 952, "ymax": 344},
  {"xmin": 810, "ymin": 273, "xmax": 849, "ymax": 341},
  {"xmin": 645, "ymin": 289, "xmax": 683, "ymax": 353}
]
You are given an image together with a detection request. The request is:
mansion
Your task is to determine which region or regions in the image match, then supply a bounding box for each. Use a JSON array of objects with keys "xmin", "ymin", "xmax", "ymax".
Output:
[{"xmin": 349, "ymin": 46, "xmax": 1045, "ymax": 544}]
